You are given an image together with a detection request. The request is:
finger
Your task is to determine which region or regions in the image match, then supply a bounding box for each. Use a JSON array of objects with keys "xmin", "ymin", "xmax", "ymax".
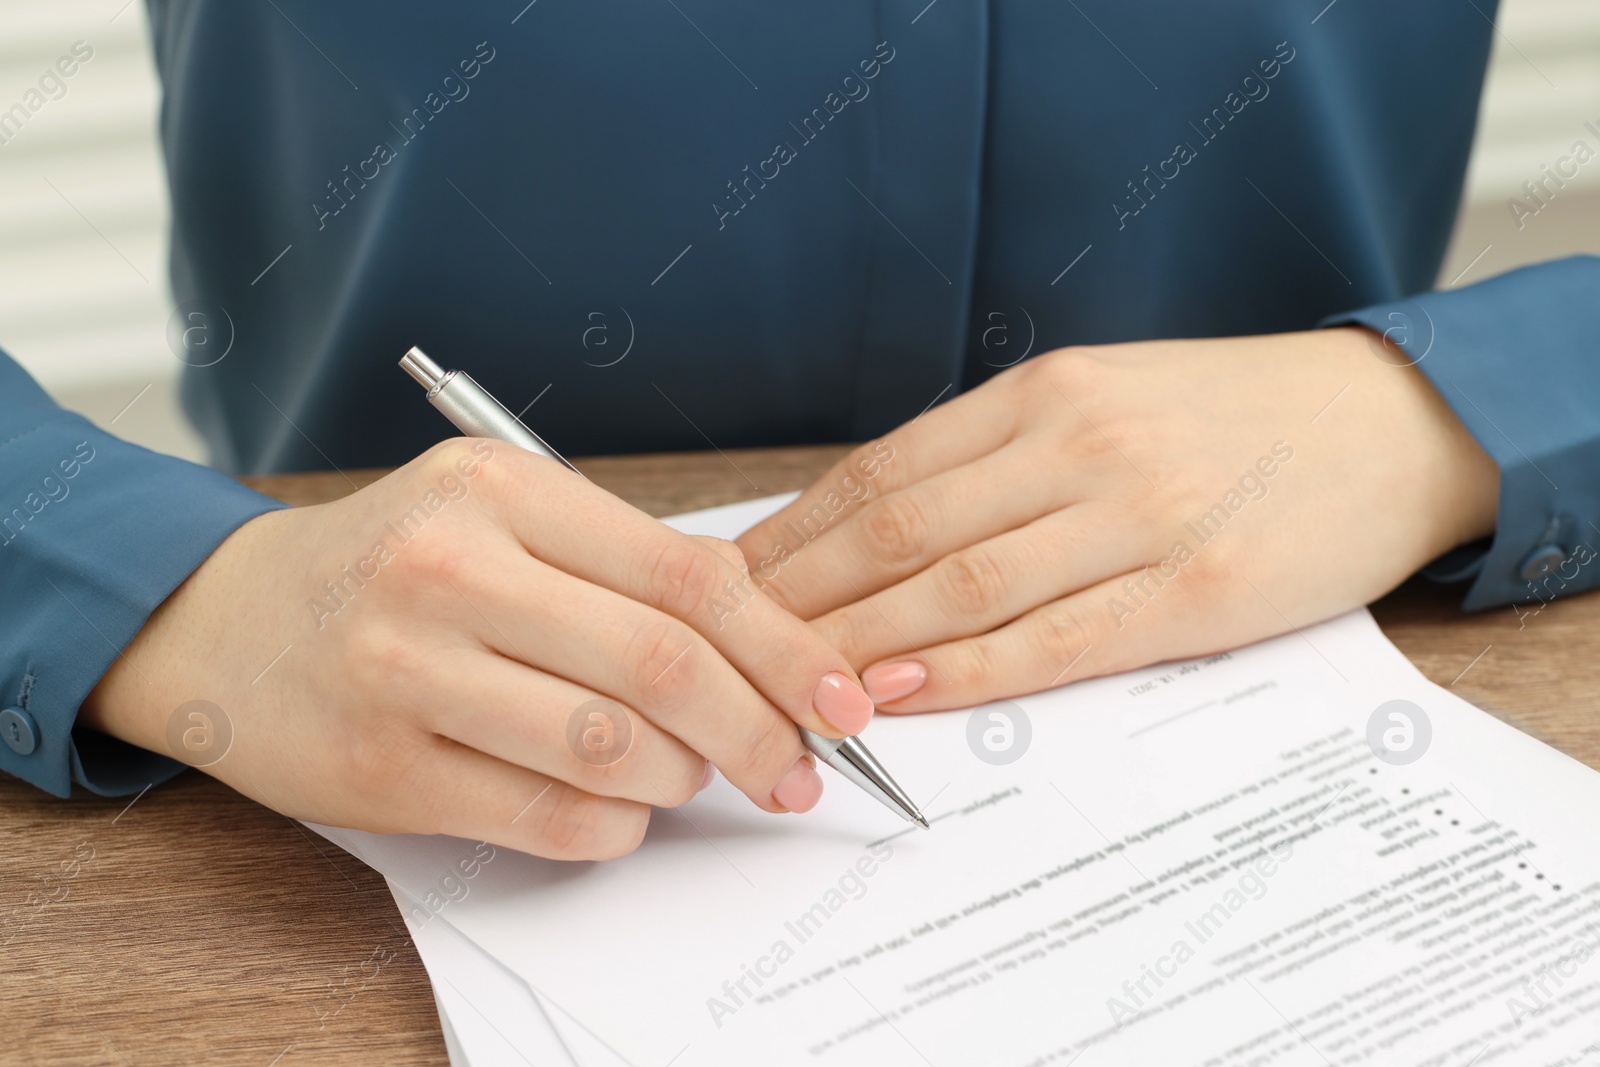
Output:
[
  {"xmin": 411, "ymin": 742, "xmax": 653, "ymax": 862},
  {"xmin": 693, "ymin": 535, "xmax": 749, "ymax": 575},
  {"xmin": 426, "ymin": 647, "xmax": 709, "ymax": 808},
  {"xmin": 443, "ymin": 542, "xmax": 819, "ymax": 814},
  {"xmin": 816, "ymin": 501, "xmax": 1162, "ymax": 674},
  {"xmin": 859, "ymin": 560, "xmax": 1262, "ymax": 714},
  {"xmin": 738, "ymin": 385, "xmax": 1023, "ymax": 573},
  {"xmin": 757, "ymin": 441, "xmax": 1075, "ymax": 618},
  {"xmin": 487, "ymin": 451, "xmax": 875, "ymax": 744}
]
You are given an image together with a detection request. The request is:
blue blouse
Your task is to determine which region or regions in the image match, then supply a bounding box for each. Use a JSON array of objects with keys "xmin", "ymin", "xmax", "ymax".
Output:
[{"xmin": 2, "ymin": 0, "xmax": 1596, "ymax": 797}]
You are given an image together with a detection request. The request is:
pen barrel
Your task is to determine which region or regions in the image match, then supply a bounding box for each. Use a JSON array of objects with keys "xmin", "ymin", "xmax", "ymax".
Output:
[
  {"xmin": 429, "ymin": 371, "xmax": 581, "ymax": 474},
  {"xmin": 800, "ymin": 728, "xmax": 845, "ymax": 762}
]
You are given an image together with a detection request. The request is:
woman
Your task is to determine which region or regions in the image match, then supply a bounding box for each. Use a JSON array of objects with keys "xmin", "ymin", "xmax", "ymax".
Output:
[{"xmin": 1, "ymin": 0, "xmax": 1592, "ymax": 860}]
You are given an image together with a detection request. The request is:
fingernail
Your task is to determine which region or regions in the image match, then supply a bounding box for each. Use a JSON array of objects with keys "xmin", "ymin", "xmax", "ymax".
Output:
[
  {"xmin": 772, "ymin": 757, "xmax": 824, "ymax": 813},
  {"xmin": 698, "ymin": 762, "xmax": 716, "ymax": 792},
  {"xmin": 813, "ymin": 671, "xmax": 876, "ymax": 734},
  {"xmin": 862, "ymin": 661, "xmax": 928, "ymax": 703}
]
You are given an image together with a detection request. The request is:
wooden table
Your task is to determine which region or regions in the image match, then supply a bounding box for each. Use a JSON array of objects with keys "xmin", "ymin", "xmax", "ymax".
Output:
[{"xmin": 5, "ymin": 445, "xmax": 1598, "ymax": 1065}]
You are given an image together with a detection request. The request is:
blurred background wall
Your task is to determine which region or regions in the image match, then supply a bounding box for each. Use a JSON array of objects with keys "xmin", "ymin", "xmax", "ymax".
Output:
[{"xmin": 2, "ymin": 0, "xmax": 1598, "ymax": 466}]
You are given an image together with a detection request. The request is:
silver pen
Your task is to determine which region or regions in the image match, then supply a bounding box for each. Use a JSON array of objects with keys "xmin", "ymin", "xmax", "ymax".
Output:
[{"xmin": 400, "ymin": 346, "xmax": 930, "ymax": 829}]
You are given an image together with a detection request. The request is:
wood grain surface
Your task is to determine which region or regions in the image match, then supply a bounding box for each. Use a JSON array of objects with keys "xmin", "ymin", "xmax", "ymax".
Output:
[{"xmin": 4, "ymin": 445, "xmax": 1597, "ymax": 1066}]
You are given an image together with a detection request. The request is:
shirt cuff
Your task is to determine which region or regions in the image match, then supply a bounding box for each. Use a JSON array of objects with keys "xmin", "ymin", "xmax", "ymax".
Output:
[
  {"xmin": 1320, "ymin": 254, "xmax": 1600, "ymax": 612},
  {"xmin": 0, "ymin": 411, "xmax": 285, "ymax": 797}
]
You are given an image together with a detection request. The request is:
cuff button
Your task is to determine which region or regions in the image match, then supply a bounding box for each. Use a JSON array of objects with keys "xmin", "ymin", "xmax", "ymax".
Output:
[
  {"xmin": 1, "ymin": 707, "xmax": 38, "ymax": 756},
  {"xmin": 1519, "ymin": 544, "xmax": 1567, "ymax": 584}
]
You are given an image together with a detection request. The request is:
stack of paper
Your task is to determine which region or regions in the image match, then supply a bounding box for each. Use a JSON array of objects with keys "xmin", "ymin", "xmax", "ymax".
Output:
[{"xmin": 314, "ymin": 496, "xmax": 1600, "ymax": 1066}]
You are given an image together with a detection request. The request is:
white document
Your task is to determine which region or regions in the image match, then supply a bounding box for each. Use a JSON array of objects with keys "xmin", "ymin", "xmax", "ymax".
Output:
[
  {"xmin": 317, "ymin": 495, "xmax": 1600, "ymax": 1067},
  {"xmin": 385, "ymin": 873, "xmax": 633, "ymax": 1067},
  {"xmin": 383, "ymin": 874, "xmax": 575, "ymax": 1067}
]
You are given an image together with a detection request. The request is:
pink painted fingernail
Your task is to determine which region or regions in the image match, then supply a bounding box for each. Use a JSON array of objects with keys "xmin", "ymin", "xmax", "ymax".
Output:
[
  {"xmin": 862, "ymin": 661, "xmax": 928, "ymax": 703},
  {"xmin": 812, "ymin": 672, "xmax": 875, "ymax": 734},
  {"xmin": 699, "ymin": 762, "xmax": 716, "ymax": 793},
  {"xmin": 772, "ymin": 757, "xmax": 824, "ymax": 813}
]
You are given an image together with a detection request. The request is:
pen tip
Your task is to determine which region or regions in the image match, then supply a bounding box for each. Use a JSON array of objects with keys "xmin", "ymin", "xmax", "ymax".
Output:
[{"xmin": 914, "ymin": 812, "xmax": 931, "ymax": 830}]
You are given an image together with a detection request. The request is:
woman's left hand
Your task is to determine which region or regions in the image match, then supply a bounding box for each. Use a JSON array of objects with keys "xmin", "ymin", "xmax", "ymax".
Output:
[{"xmin": 735, "ymin": 328, "xmax": 1499, "ymax": 713}]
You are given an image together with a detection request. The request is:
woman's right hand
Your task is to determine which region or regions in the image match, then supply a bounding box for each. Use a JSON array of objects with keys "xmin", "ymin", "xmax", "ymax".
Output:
[{"xmin": 79, "ymin": 439, "xmax": 876, "ymax": 860}]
